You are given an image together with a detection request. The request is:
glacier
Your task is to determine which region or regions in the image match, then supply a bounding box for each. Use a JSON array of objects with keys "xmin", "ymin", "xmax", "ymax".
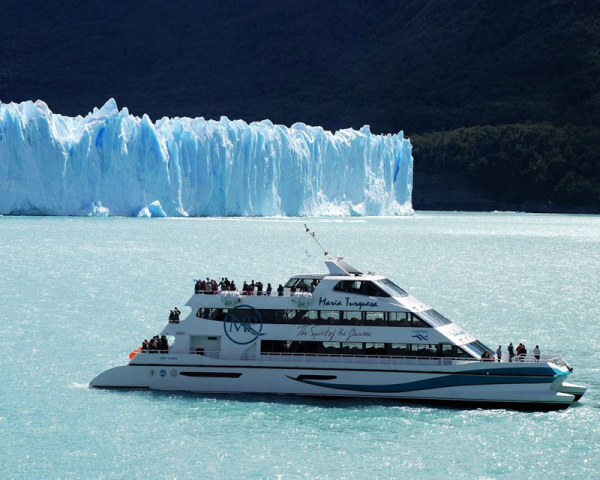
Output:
[{"xmin": 0, "ymin": 99, "xmax": 413, "ymax": 217}]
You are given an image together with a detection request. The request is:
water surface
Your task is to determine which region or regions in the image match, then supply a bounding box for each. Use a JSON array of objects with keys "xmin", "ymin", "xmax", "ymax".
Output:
[{"xmin": 1, "ymin": 213, "xmax": 599, "ymax": 478}]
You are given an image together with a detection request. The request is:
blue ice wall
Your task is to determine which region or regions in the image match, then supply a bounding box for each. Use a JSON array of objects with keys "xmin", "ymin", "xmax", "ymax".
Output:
[{"xmin": 0, "ymin": 99, "xmax": 413, "ymax": 216}]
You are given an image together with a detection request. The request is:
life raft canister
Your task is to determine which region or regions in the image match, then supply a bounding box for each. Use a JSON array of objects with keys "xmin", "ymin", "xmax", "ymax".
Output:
[{"xmin": 128, "ymin": 346, "xmax": 142, "ymax": 360}]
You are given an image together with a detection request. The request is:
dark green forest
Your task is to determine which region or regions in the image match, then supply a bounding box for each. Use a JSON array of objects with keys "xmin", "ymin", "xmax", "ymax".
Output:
[{"xmin": 1, "ymin": 0, "xmax": 599, "ymax": 211}]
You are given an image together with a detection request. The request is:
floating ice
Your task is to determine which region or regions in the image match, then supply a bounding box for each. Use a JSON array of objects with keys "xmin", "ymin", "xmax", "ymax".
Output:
[
  {"xmin": 0, "ymin": 99, "xmax": 413, "ymax": 216},
  {"xmin": 88, "ymin": 201, "xmax": 110, "ymax": 217}
]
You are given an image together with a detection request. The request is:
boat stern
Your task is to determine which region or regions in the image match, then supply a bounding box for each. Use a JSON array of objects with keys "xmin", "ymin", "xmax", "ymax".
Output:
[{"xmin": 90, "ymin": 365, "xmax": 149, "ymax": 389}]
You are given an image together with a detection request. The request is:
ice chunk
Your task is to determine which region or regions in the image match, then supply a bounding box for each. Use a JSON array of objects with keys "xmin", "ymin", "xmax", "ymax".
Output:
[
  {"xmin": 148, "ymin": 200, "xmax": 166, "ymax": 217},
  {"xmin": 0, "ymin": 99, "xmax": 414, "ymax": 216},
  {"xmin": 88, "ymin": 201, "xmax": 110, "ymax": 217}
]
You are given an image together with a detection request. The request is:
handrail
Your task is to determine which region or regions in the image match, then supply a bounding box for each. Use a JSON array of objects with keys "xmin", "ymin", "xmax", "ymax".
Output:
[
  {"xmin": 195, "ymin": 289, "xmax": 313, "ymax": 297},
  {"xmin": 153, "ymin": 350, "xmax": 568, "ymax": 367}
]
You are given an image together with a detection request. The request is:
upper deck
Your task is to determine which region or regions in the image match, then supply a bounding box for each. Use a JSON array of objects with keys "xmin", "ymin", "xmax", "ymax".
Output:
[{"xmin": 188, "ymin": 257, "xmax": 430, "ymax": 314}]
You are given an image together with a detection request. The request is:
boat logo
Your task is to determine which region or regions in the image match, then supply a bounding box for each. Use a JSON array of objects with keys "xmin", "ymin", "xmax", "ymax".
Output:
[
  {"xmin": 223, "ymin": 304, "xmax": 266, "ymax": 345},
  {"xmin": 412, "ymin": 333, "xmax": 429, "ymax": 341},
  {"xmin": 159, "ymin": 369, "xmax": 167, "ymax": 377},
  {"xmin": 149, "ymin": 369, "xmax": 156, "ymax": 377}
]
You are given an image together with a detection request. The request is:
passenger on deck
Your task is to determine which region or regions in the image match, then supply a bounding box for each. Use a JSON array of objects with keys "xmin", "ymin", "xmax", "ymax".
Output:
[
  {"xmin": 496, "ymin": 345, "xmax": 502, "ymax": 362},
  {"xmin": 250, "ymin": 280, "xmax": 255, "ymax": 295},
  {"xmin": 195, "ymin": 280, "xmax": 202, "ymax": 294},
  {"xmin": 173, "ymin": 307, "xmax": 181, "ymax": 321},
  {"xmin": 508, "ymin": 342, "xmax": 515, "ymax": 362},
  {"xmin": 242, "ymin": 281, "xmax": 249, "ymax": 295},
  {"xmin": 142, "ymin": 339, "xmax": 149, "ymax": 352},
  {"xmin": 290, "ymin": 285, "xmax": 296, "ymax": 296},
  {"xmin": 533, "ymin": 345, "xmax": 541, "ymax": 362},
  {"xmin": 230, "ymin": 280, "xmax": 237, "ymax": 291},
  {"xmin": 257, "ymin": 281, "xmax": 263, "ymax": 296},
  {"xmin": 519, "ymin": 344, "xmax": 527, "ymax": 361},
  {"xmin": 277, "ymin": 284, "xmax": 284, "ymax": 296},
  {"xmin": 266, "ymin": 283, "xmax": 272, "ymax": 296},
  {"xmin": 310, "ymin": 280, "xmax": 317, "ymax": 293}
]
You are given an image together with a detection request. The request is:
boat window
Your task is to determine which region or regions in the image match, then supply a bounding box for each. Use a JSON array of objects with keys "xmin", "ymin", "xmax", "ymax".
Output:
[
  {"xmin": 196, "ymin": 308, "xmax": 227, "ymax": 320},
  {"xmin": 378, "ymin": 279, "xmax": 409, "ymax": 297},
  {"xmin": 343, "ymin": 311, "xmax": 363, "ymax": 324},
  {"xmin": 341, "ymin": 342, "xmax": 363, "ymax": 353},
  {"xmin": 412, "ymin": 314, "xmax": 429, "ymax": 328},
  {"xmin": 364, "ymin": 281, "xmax": 389, "ymax": 297},
  {"xmin": 209, "ymin": 308, "xmax": 434, "ymax": 327},
  {"xmin": 389, "ymin": 343, "xmax": 410, "ymax": 356},
  {"xmin": 407, "ymin": 343, "xmax": 436, "ymax": 357},
  {"xmin": 464, "ymin": 340, "xmax": 494, "ymax": 356},
  {"xmin": 293, "ymin": 310, "xmax": 309, "ymax": 323},
  {"xmin": 365, "ymin": 343, "xmax": 386, "ymax": 355},
  {"xmin": 418, "ymin": 309, "xmax": 453, "ymax": 327},
  {"xmin": 364, "ymin": 311, "xmax": 386, "ymax": 325},
  {"xmin": 439, "ymin": 344, "xmax": 456, "ymax": 357},
  {"xmin": 333, "ymin": 281, "xmax": 390, "ymax": 297},
  {"xmin": 261, "ymin": 340, "xmax": 462, "ymax": 358},
  {"xmin": 284, "ymin": 278, "xmax": 320, "ymax": 289},
  {"xmin": 322, "ymin": 342, "xmax": 341, "ymax": 352},
  {"xmin": 389, "ymin": 312, "xmax": 409, "ymax": 326},
  {"xmin": 319, "ymin": 310, "xmax": 340, "ymax": 322}
]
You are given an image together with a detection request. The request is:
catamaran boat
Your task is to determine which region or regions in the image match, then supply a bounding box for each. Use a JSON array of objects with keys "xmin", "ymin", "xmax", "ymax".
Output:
[{"xmin": 91, "ymin": 232, "xmax": 586, "ymax": 410}]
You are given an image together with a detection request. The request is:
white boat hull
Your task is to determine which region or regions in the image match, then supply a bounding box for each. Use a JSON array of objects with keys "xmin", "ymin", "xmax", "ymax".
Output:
[{"xmin": 91, "ymin": 358, "xmax": 575, "ymax": 410}]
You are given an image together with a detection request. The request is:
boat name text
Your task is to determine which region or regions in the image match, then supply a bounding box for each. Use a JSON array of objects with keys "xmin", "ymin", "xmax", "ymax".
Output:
[{"xmin": 318, "ymin": 297, "xmax": 378, "ymax": 309}]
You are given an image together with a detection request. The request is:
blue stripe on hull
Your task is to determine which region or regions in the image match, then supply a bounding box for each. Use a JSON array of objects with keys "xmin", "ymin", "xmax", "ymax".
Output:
[{"xmin": 288, "ymin": 373, "xmax": 555, "ymax": 393}]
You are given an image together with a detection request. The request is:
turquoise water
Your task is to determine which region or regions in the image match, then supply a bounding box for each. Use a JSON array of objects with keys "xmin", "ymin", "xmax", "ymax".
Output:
[{"xmin": 1, "ymin": 213, "xmax": 599, "ymax": 479}]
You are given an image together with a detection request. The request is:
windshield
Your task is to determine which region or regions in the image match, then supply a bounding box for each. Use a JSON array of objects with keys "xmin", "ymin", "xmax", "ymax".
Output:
[
  {"xmin": 417, "ymin": 309, "xmax": 453, "ymax": 327},
  {"xmin": 378, "ymin": 279, "xmax": 408, "ymax": 297},
  {"xmin": 464, "ymin": 340, "xmax": 494, "ymax": 356}
]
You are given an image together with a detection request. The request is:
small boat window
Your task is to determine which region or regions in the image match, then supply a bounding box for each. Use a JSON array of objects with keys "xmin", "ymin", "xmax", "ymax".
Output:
[
  {"xmin": 378, "ymin": 279, "xmax": 409, "ymax": 297},
  {"xmin": 364, "ymin": 311, "xmax": 386, "ymax": 325},
  {"xmin": 322, "ymin": 342, "xmax": 341, "ymax": 352},
  {"xmin": 319, "ymin": 310, "xmax": 340, "ymax": 322},
  {"xmin": 388, "ymin": 312, "xmax": 409, "ymax": 326},
  {"xmin": 343, "ymin": 311, "xmax": 364, "ymax": 324},
  {"xmin": 388, "ymin": 312, "xmax": 428, "ymax": 328},
  {"xmin": 365, "ymin": 343, "xmax": 386, "ymax": 355},
  {"xmin": 341, "ymin": 342, "xmax": 364, "ymax": 353},
  {"xmin": 196, "ymin": 308, "xmax": 227, "ymax": 320},
  {"xmin": 389, "ymin": 343, "xmax": 410, "ymax": 356}
]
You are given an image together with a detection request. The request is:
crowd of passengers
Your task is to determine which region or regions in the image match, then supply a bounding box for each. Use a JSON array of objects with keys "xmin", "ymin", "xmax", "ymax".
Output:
[
  {"xmin": 194, "ymin": 277, "xmax": 320, "ymax": 296},
  {"xmin": 142, "ymin": 335, "xmax": 169, "ymax": 353}
]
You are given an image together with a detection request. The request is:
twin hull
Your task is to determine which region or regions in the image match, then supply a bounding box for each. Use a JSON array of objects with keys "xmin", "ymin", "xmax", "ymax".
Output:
[{"xmin": 91, "ymin": 354, "xmax": 576, "ymax": 410}]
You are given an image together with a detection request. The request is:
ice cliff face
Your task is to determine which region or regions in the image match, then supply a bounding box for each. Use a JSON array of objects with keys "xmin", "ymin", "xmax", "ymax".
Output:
[{"xmin": 0, "ymin": 99, "xmax": 413, "ymax": 216}]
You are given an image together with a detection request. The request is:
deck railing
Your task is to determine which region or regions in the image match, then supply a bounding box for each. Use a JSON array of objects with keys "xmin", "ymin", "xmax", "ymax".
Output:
[
  {"xmin": 194, "ymin": 289, "xmax": 312, "ymax": 298},
  {"xmin": 163, "ymin": 350, "xmax": 569, "ymax": 368}
]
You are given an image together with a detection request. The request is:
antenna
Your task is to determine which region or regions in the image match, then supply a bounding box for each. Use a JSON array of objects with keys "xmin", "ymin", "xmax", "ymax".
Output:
[{"xmin": 305, "ymin": 224, "xmax": 330, "ymax": 257}]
